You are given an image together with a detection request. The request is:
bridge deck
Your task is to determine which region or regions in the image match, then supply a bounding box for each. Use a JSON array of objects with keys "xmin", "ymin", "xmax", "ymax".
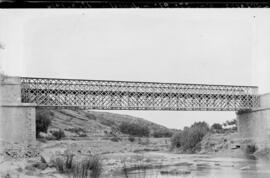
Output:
[{"xmin": 20, "ymin": 77, "xmax": 259, "ymax": 111}]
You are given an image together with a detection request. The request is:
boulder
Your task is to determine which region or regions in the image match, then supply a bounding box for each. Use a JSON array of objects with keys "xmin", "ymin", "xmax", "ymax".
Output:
[
  {"xmin": 25, "ymin": 165, "xmax": 36, "ymax": 171},
  {"xmin": 40, "ymin": 151, "xmax": 54, "ymax": 164},
  {"xmin": 41, "ymin": 167, "xmax": 57, "ymax": 174},
  {"xmin": 39, "ymin": 132, "xmax": 49, "ymax": 138},
  {"xmin": 39, "ymin": 132, "xmax": 55, "ymax": 140},
  {"xmin": 240, "ymin": 166, "xmax": 250, "ymax": 170},
  {"xmin": 33, "ymin": 162, "xmax": 48, "ymax": 170},
  {"xmin": 106, "ymin": 159, "xmax": 118, "ymax": 165}
]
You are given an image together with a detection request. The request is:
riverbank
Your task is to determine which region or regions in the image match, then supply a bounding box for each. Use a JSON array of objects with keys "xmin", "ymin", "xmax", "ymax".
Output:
[
  {"xmin": 0, "ymin": 137, "xmax": 170, "ymax": 177},
  {"xmin": 1, "ymin": 134, "xmax": 267, "ymax": 178},
  {"xmin": 2, "ymin": 148, "xmax": 269, "ymax": 178}
]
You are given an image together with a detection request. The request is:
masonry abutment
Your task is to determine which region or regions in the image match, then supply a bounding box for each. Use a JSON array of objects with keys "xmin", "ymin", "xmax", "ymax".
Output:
[
  {"xmin": 0, "ymin": 74, "xmax": 36, "ymax": 149},
  {"xmin": 237, "ymin": 93, "xmax": 270, "ymax": 149}
]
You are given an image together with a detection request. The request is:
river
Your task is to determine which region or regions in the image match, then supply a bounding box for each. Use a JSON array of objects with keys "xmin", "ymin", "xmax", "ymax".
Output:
[{"xmin": 110, "ymin": 153, "xmax": 270, "ymax": 178}]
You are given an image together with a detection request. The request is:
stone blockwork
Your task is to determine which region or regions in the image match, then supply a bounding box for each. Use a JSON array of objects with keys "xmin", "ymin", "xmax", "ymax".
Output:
[
  {"xmin": 0, "ymin": 104, "xmax": 36, "ymax": 145},
  {"xmin": 0, "ymin": 74, "xmax": 36, "ymax": 147},
  {"xmin": 237, "ymin": 93, "xmax": 270, "ymax": 148},
  {"xmin": 0, "ymin": 75, "xmax": 22, "ymax": 103}
]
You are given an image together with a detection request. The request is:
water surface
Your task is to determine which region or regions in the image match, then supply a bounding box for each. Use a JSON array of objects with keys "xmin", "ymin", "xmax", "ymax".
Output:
[{"xmin": 111, "ymin": 154, "xmax": 270, "ymax": 178}]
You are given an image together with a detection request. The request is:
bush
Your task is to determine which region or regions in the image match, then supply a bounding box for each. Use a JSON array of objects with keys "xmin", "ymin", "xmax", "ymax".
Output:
[
  {"xmin": 119, "ymin": 122, "xmax": 150, "ymax": 137},
  {"xmin": 36, "ymin": 110, "xmax": 52, "ymax": 137},
  {"xmin": 54, "ymin": 153, "xmax": 102, "ymax": 178},
  {"xmin": 211, "ymin": 123, "xmax": 223, "ymax": 133},
  {"xmin": 245, "ymin": 144, "xmax": 258, "ymax": 154},
  {"xmin": 223, "ymin": 119, "xmax": 237, "ymax": 132},
  {"xmin": 51, "ymin": 129, "xmax": 65, "ymax": 140},
  {"xmin": 54, "ymin": 157, "xmax": 65, "ymax": 173},
  {"xmin": 211, "ymin": 123, "xmax": 222, "ymax": 130},
  {"xmin": 72, "ymin": 155, "xmax": 102, "ymax": 178},
  {"xmin": 84, "ymin": 112, "xmax": 97, "ymax": 120},
  {"xmin": 128, "ymin": 136, "xmax": 135, "ymax": 142},
  {"xmin": 110, "ymin": 136, "xmax": 121, "ymax": 142},
  {"xmin": 139, "ymin": 138, "xmax": 150, "ymax": 145},
  {"xmin": 65, "ymin": 128, "xmax": 87, "ymax": 137},
  {"xmin": 191, "ymin": 121, "xmax": 210, "ymax": 132},
  {"xmin": 152, "ymin": 129, "xmax": 173, "ymax": 138},
  {"xmin": 100, "ymin": 119, "xmax": 115, "ymax": 127},
  {"xmin": 171, "ymin": 121, "xmax": 209, "ymax": 153}
]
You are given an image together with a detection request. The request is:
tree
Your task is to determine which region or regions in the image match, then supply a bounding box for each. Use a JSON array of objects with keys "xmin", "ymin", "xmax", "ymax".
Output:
[
  {"xmin": 211, "ymin": 123, "xmax": 223, "ymax": 133},
  {"xmin": 190, "ymin": 121, "xmax": 209, "ymax": 133},
  {"xmin": 36, "ymin": 110, "xmax": 52, "ymax": 137},
  {"xmin": 223, "ymin": 119, "xmax": 237, "ymax": 132},
  {"xmin": 171, "ymin": 121, "xmax": 210, "ymax": 153},
  {"xmin": 152, "ymin": 129, "xmax": 173, "ymax": 138},
  {"xmin": 119, "ymin": 122, "xmax": 149, "ymax": 137}
]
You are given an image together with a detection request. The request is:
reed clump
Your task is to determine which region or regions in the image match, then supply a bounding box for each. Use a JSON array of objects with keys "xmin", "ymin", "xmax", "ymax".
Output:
[{"xmin": 53, "ymin": 153, "xmax": 102, "ymax": 178}]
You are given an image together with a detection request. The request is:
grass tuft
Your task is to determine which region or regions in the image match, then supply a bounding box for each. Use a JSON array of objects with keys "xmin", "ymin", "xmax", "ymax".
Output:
[{"xmin": 53, "ymin": 153, "xmax": 102, "ymax": 178}]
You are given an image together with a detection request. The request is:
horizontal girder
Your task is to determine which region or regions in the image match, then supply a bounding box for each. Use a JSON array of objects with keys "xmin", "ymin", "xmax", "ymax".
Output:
[{"xmin": 20, "ymin": 77, "xmax": 259, "ymax": 111}]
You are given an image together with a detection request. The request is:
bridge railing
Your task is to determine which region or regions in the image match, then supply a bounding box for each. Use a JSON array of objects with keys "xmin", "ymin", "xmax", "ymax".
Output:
[{"xmin": 20, "ymin": 77, "xmax": 259, "ymax": 111}]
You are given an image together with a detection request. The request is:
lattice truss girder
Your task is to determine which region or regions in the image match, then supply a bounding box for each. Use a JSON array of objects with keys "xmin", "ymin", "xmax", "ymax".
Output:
[{"xmin": 20, "ymin": 77, "xmax": 259, "ymax": 111}]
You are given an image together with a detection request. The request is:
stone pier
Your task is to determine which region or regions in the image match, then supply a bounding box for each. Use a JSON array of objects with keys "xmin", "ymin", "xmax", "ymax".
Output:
[
  {"xmin": 0, "ymin": 75, "xmax": 36, "ymax": 147},
  {"xmin": 237, "ymin": 93, "xmax": 270, "ymax": 148}
]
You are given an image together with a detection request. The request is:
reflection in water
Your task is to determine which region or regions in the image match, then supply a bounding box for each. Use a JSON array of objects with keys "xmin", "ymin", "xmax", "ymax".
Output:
[{"xmin": 111, "ymin": 155, "xmax": 270, "ymax": 178}]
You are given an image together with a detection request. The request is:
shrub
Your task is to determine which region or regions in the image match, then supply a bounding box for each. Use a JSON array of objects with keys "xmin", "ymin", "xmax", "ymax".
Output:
[
  {"xmin": 128, "ymin": 136, "xmax": 135, "ymax": 142},
  {"xmin": 245, "ymin": 144, "xmax": 258, "ymax": 154},
  {"xmin": 139, "ymin": 138, "xmax": 150, "ymax": 145},
  {"xmin": 36, "ymin": 110, "xmax": 52, "ymax": 137},
  {"xmin": 191, "ymin": 121, "xmax": 210, "ymax": 132},
  {"xmin": 138, "ymin": 137, "xmax": 142, "ymax": 144},
  {"xmin": 211, "ymin": 123, "xmax": 222, "ymax": 130},
  {"xmin": 54, "ymin": 153, "xmax": 102, "ymax": 178},
  {"xmin": 185, "ymin": 127, "xmax": 206, "ymax": 151},
  {"xmin": 72, "ymin": 155, "xmax": 102, "ymax": 178},
  {"xmin": 110, "ymin": 136, "xmax": 121, "ymax": 142},
  {"xmin": 65, "ymin": 128, "xmax": 87, "ymax": 137},
  {"xmin": 84, "ymin": 112, "xmax": 97, "ymax": 120},
  {"xmin": 152, "ymin": 129, "xmax": 173, "ymax": 138},
  {"xmin": 3, "ymin": 173, "xmax": 11, "ymax": 178},
  {"xmin": 100, "ymin": 119, "xmax": 115, "ymax": 127},
  {"xmin": 78, "ymin": 133, "xmax": 87, "ymax": 137},
  {"xmin": 171, "ymin": 121, "xmax": 209, "ymax": 153},
  {"xmin": 171, "ymin": 130, "xmax": 187, "ymax": 149},
  {"xmin": 119, "ymin": 122, "xmax": 150, "ymax": 137},
  {"xmin": 223, "ymin": 119, "xmax": 237, "ymax": 132},
  {"xmin": 211, "ymin": 123, "xmax": 223, "ymax": 133},
  {"xmin": 55, "ymin": 157, "xmax": 65, "ymax": 173},
  {"xmin": 51, "ymin": 129, "xmax": 65, "ymax": 140}
]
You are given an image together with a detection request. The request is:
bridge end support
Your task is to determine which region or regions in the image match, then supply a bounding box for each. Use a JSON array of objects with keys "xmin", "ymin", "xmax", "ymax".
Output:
[
  {"xmin": 237, "ymin": 93, "xmax": 270, "ymax": 149},
  {"xmin": 0, "ymin": 104, "xmax": 36, "ymax": 146},
  {"xmin": 0, "ymin": 74, "xmax": 36, "ymax": 151}
]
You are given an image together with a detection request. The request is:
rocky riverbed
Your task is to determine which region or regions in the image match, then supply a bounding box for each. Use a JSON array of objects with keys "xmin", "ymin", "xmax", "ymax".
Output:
[
  {"xmin": 1, "ymin": 137, "xmax": 270, "ymax": 178},
  {"xmin": 0, "ymin": 138, "xmax": 170, "ymax": 177}
]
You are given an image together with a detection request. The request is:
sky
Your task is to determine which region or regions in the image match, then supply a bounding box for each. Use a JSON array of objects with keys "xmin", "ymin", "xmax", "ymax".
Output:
[{"xmin": 1, "ymin": 9, "xmax": 270, "ymax": 129}]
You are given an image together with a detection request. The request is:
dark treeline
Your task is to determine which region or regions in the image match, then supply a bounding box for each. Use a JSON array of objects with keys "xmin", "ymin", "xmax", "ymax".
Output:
[{"xmin": 171, "ymin": 119, "xmax": 237, "ymax": 153}]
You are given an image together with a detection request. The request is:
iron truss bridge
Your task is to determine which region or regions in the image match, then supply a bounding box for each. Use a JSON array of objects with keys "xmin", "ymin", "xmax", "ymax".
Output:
[{"xmin": 20, "ymin": 77, "xmax": 259, "ymax": 111}]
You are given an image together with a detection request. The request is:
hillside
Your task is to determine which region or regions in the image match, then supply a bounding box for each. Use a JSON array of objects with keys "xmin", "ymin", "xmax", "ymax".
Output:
[{"xmin": 37, "ymin": 108, "xmax": 173, "ymax": 138}]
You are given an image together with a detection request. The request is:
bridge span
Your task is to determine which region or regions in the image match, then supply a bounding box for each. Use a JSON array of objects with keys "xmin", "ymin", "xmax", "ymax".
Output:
[
  {"xmin": 1, "ymin": 75, "xmax": 269, "ymax": 148},
  {"xmin": 21, "ymin": 77, "xmax": 259, "ymax": 111}
]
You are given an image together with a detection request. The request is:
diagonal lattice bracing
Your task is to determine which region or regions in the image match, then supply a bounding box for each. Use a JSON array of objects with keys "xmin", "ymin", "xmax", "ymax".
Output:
[{"xmin": 20, "ymin": 77, "xmax": 259, "ymax": 111}]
